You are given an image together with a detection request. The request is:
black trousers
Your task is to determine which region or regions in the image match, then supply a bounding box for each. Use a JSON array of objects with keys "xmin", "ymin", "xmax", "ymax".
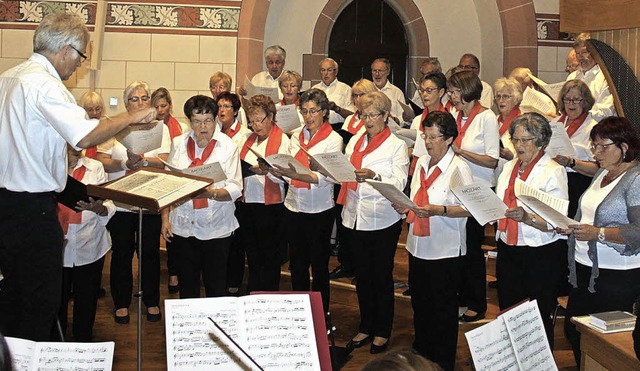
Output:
[
  {"xmin": 0, "ymin": 189, "xmax": 64, "ymax": 341},
  {"xmin": 58, "ymin": 257, "xmax": 105, "ymax": 342},
  {"xmin": 565, "ymin": 262, "xmax": 640, "ymax": 365},
  {"xmin": 348, "ymin": 220, "xmax": 402, "ymax": 339},
  {"xmin": 108, "ymin": 211, "xmax": 160, "ymax": 309},
  {"xmin": 226, "ymin": 202, "xmax": 246, "ymax": 290},
  {"xmin": 287, "ymin": 208, "xmax": 333, "ymax": 311},
  {"xmin": 496, "ymin": 239, "xmax": 565, "ymax": 349},
  {"xmin": 459, "ymin": 216, "xmax": 487, "ymax": 313},
  {"xmin": 173, "ymin": 235, "xmax": 232, "ymax": 298},
  {"xmin": 410, "ymin": 254, "xmax": 461, "ymax": 371},
  {"xmin": 166, "ymin": 240, "xmax": 178, "ymax": 277},
  {"xmin": 242, "ymin": 202, "xmax": 285, "ymax": 293}
]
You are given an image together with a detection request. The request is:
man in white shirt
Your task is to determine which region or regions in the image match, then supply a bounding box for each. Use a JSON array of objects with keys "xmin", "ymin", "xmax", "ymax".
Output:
[
  {"xmin": 410, "ymin": 57, "xmax": 443, "ymax": 108},
  {"xmin": 371, "ymin": 58, "xmax": 408, "ymax": 124},
  {"xmin": 458, "ymin": 53, "xmax": 494, "ymax": 110},
  {"xmin": 245, "ymin": 45, "xmax": 286, "ymax": 100},
  {"xmin": 0, "ymin": 14, "xmax": 156, "ymax": 341},
  {"xmin": 566, "ymin": 33, "xmax": 616, "ymax": 121},
  {"xmin": 312, "ymin": 58, "xmax": 355, "ymax": 127}
]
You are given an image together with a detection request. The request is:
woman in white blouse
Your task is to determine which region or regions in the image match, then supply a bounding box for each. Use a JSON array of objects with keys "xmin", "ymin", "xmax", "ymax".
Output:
[
  {"xmin": 341, "ymin": 79, "xmax": 377, "ymax": 139},
  {"xmin": 394, "ymin": 111, "xmax": 472, "ymax": 370},
  {"xmin": 339, "ymin": 91, "xmax": 409, "ymax": 354},
  {"xmin": 497, "ymin": 113, "xmax": 568, "ymax": 347},
  {"xmin": 447, "ymin": 71, "xmax": 500, "ymax": 322},
  {"xmin": 562, "ymin": 117, "xmax": 640, "ymax": 366},
  {"xmin": 95, "ymin": 81, "xmax": 171, "ymax": 324},
  {"xmin": 161, "ymin": 95, "xmax": 242, "ymax": 299}
]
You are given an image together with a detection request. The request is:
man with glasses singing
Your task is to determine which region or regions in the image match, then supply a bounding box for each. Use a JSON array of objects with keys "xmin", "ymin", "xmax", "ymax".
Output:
[
  {"xmin": 0, "ymin": 14, "xmax": 156, "ymax": 341},
  {"xmin": 458, "ymin": 53, "xmax": 494, "ymax": 110},
  {"xmin": 566, "ymin": 33, "xmax": 616, "ymax": 121},
  {"xmin": 312, "ymin": 58, "xmax": 355, "ymax": 128}
]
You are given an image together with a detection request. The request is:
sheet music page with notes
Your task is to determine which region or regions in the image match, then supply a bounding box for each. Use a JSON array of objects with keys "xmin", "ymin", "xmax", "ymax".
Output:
[
  {"xmin": 5, "ymin": 337, "xmax": 115, "ymax": 371},
  {"xmin": 165, "ymin": 294, "xmax": 320, "ymax": 371},
  {"xmin": 514, "ymin": 178, "xmax": 575, "ymax": 229}
]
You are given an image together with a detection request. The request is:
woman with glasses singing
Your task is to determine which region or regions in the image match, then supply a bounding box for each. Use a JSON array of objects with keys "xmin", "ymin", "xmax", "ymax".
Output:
[
  {"xmin": 394, "ymin": 111, "xmax": 472, "ymax": 370},
  {"xmin": 160, "ymin": 95, "xmax": 242, "ymax": 299},
  {"xmin": 96, "ymin": 80, "xmax": 171, "ymax": 324},
  {"xmin": 447, "ymin": 71, "xmax": 500, "ymax": 323},
  {"xmin": 551, "ymin": 79, "xmax": 600, "ymax": 218},
  {"xmin": 560, "ymin": 117, "xmax": 640, "ymax": 366},
  {"xmin": 496, "ymin": 113, "xmax": 568, "ymax": 348},
  {"xmin": 269, "ymin": 88, "xmax": 343, "ymax": 313},
  {"xmin": 339, "ymin": 91, "xmax": 409, "ymax": 354}
]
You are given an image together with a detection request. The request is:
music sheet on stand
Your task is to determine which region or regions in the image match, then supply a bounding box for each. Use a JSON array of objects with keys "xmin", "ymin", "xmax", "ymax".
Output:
[
  {"xmin": 6, "ymin": 337, "xmax": 114, "ymax": 371},
  {"xmin": 165, "ymin": 294, "xmax": 320, "ymax": 371}
]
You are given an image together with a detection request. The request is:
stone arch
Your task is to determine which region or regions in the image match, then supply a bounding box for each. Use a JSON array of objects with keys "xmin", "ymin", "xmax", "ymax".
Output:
[
  {"xmin": 235, "ymin": 0, "xmax": 271, "ymax": 89},
  {"xmin": 496, "ymin": 0, "xmax": 538, "ymax": 75}
]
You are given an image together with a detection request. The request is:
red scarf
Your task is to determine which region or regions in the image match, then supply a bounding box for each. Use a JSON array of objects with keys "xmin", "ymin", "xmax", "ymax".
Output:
[
  {"xmin": 445, "ymin": 100, "xmax": 453, "ymax": 112},
  {"xmin": 188, "ymin": 136, "xmax": 217, "ymax": 209},
  {"xmin": 85, "ymin": 146, "xmax": 97, "ymax": 159},
  {"xmin": 346, "ymin": 112, "xmax": 364, "ymax": 135},
  {"xmin": 497, "ymin": 150, "xmax": 545, "ymax": 244},
  {"xmin": 223, "ymin": 120, "xmax": 241, "ymax": 139},
  {"xmin": 406, "ymin": 166, "xmax": 443, "ymax": 236},
  {"xmin": 337, "ymin": 127, "xmax": 392, "ymax": 205},
  {"xmin": 166, "ymin": 115, "xmax": 183, "ymax": 140},
  {"xmin": 240, "ymin": 125, "xmax": 284, "ymax": 205},
  {"xmin": 57, "ymin": 165, "xmax": 87, "ymax": 234},
  {"xmin": 497, "ymin": 106, "xmax": 522, "ymax": 137},
  {"xmin": 281, "ymin": 96, "xmax": 299, "ymax": 107},
  {"xmin": 291, "ymin": 123, "xmax": 333, "ymax": 189},
  {"xmin": 455, "ymin": 101, "xmax": 484, "ymax": 147},
  {"xmin": 409, "ymin": 104, "xmax": 447, "ymax": 176},
  {"xmin": 559, "ymin": 112, "xmax": 588, "ymax": 138}
]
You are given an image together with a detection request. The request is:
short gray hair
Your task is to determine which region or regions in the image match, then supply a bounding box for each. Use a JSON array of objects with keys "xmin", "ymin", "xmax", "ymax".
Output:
[
  {"xmin": 509, "ymin": 112, "xmax": 552, "ymax": 148},
  {"xmin": 33, "ymin": 13, "xmax": 89, "ymax": 55},
  {"xmin": 319, "ymin": 57, "xmax": 338, "ymax": 69},
  {"xmin": 421, "ymin": 57, "xmax": 442, "ymax": 74},
  {"xmin": 494, "ymin": 77, "xmax": 523, "ymax": 105},
  {"xmin": 123, "ymin": 81, "xmax": 150, "ymax": 103},
  {"xmin": 264, "ymin": 45, "xmax": 286, "ymax": 61}
]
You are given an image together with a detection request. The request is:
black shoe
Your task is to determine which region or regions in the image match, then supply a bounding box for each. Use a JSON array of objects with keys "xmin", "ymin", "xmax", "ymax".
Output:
[
  {"xmin": 114, "ymin": 309, "xmax": 130, "ymax": 325},
  {"xmin": 329, "ymin": 266, "xmax": 355, "ymax": 279},
  {"xmin": 346, "ymin": 335, "xmax": 372, "ymax": 350},
  {"xmin": 460, "ymin": 311, "xmax": 486, "ymax": 323},
  {"xmin": 488, "ymin": 280, "xmax": 498, "ymax": 289},
  {"xmin": 147, "ymin": 309, "xmax": 162, "ymax": 322},
  {"xmin": 168, "ymin": 284, "xmax": 180, "ymax": 294},
  {"xmin": 370, "ymin": 340, "xmax": 389, "ymax": 354},
  {"xmin": 402, "ymin": 289, "xmax": 411, "ymax": 297},
  {"xmin": 98, "ymin": 288, "xmax": 106, "ymax": 298}
]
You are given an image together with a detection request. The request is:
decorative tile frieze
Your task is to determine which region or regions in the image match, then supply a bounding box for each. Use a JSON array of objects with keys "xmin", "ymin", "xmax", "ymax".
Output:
[{"xmin": 537, "ymin": 13, "xmax": 573, "ymax": 47}]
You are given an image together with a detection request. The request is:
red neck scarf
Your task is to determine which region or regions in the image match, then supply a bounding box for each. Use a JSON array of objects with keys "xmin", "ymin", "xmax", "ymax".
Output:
[
  {"xmin": 406, "ymin": 165, "xmax": 443, "ymax": 236},
  {"xmin": 240, "ymin": 125, "xmax": 284, "ymax": 205},
  {"xmin": 337, "ymin": 127, "xmax": 392, "ymax": 205},
  {"xmin": 85, "ymin": 146, "xmax": 97, "ymax": 159},
  {"xmin": 281, "ymin": 96, "xmax": 299, "ymax": 107},
  {"xmin": 166, "ymin": 115, "xmax": 183, "ymax": 140},
  {"xmin": 346, "ymin": 112, "xmax": 364, "ymax": 135},
  {"xmin": 560, "ymin": 112, "xmax": 588, "ymax": 138},
  {"xmin": 497, "ymin": 106, "xmax": 522, "ymax": 137},
  {"xmin": 188, "ymin": 136, "xmax": 217, "ymax": 209},
  {"xmin": 57, "ymin": 165, "xmax": 87, "ymax": 234},
  {"xmin": 291, "ymin": 123, "xmax": 333, "ymax": 189},
  {"xmin": 223, "ymin": 120, "xmax": 241, "ymax": 139},
  {"xmin": 497, "ymin": 150, "xmax": 545, "ymax": 244},
  {"xmin": 455, "ymin": 101, "xmax": 484, "ymax": 147}
]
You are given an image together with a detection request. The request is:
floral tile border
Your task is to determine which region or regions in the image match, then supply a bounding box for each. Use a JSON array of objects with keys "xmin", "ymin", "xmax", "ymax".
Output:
[
  {"xmin": 537, "ymin": 13, "xmax": 573, "ymax": 47},
  {"xmin": 0, "ymin": 0, "xmax": 240, "ymax": 35}
]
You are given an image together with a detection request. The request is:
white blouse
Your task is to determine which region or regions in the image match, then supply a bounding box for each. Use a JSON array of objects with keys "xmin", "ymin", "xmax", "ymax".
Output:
[
  {"xmin": 241, "ymin": 131, "xmax": 290, "ymax": 204},
  {"xmin": 458, "ymin": 109, "xmax": 500, "ymax": 187}
]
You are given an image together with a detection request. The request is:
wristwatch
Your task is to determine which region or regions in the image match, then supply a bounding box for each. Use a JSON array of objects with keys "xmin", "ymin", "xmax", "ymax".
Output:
[
  {"xmin": 598, "ymin": 227, "xmax": 606, "ymax": 242},
  {"xmin": 142, "ymin": 159, "xmax": 149, "ymax": 167},
  {"xmin": 529, "ymin": 215, "xmax": 537, "ymax": 225}
]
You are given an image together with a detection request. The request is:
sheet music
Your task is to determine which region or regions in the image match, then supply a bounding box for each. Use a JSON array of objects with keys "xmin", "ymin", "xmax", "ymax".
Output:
[
  {"xmin": 465, "ymin": 317, "xmax": 520, "ymax": 371},
  {"xmin": 398, "ymin": 99, "xmax": 416, "ymax": 120},
  {"xmin": 309, "ymin": 151, "xmax": 356, "ymax": 183},
  {"xmin": 520, "ymin": 87, "xmax": 556, "ymax": 120},
  {"xmin": 514, "ymin": 179, "xmax": 575, "ymax": 228},
  {"xmin": 451, "ymin": 181, "xmax": 508, "ymax": 225},
  {"xmin": 502, "ymin": 300, "xmax": 558, "ymax": 371},
  {"xmin": 165, "ymin": 295, "xmax": 320, "ymax": 371},
  {"xmin": 115, "ymin": 120, "xmax": 163, "ymax": 154},
  {"xmin": 244, "ymin": 75, "xmax": 279, "ymax": 102},
  {"xmin": 412, "ymin": 133, "xmax": 427, "ymax": 157},
  {"xmin": 161, "ymin": 159, "xmax": 227, "ymax": 183},
  {"xmin": 264, "ymin": 153, "xmax": 312, "ymax": 175},
  {"xmin": 539, "ymin": 82, "xmax": 564, "ymax": 103},
  {"xmin": 365, "ymin": 179, "xmax": 416, "ymax": 210},
  {"xmin": 545, "ymin": 122, "xmax": 576, "ymax": 158},
  {"xmin": 275, "ymin": 104, "xmax": 302, "ymax": 133},
  {"xmin": 6, "ymin": 337, "xmax": 115, "ymax": 371}
]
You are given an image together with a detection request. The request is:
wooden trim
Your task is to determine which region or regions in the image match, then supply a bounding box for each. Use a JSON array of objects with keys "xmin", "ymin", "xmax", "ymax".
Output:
[{"xmin": 560, "ymin": 0, "xmax": 640, "ymax": 32}]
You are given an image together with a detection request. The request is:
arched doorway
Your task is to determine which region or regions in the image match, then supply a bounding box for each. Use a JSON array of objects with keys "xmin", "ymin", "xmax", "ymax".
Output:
[{"xmin": 328, "ymin": 0, "xmax": 409, "ymax": 93}]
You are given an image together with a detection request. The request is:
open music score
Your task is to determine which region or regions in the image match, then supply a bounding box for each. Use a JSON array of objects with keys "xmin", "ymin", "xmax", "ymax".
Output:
[
  {"xmin": 465, "ymin": 300, "xmax": 557, "ymax": 371},
  {"xmin": 165, "ymin": 294, "xmax": 321, "ymax": 371},
  {"xmin": 5, "ymin": 337, "xmax": 114, "ymax": 371}
]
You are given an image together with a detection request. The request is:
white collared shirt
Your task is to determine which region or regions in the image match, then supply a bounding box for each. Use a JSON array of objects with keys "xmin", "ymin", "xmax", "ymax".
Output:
[
  {"xmin": 251, "ymin": 71, "xmax": 284, "ymax": 100},
  {"xmin": 480, "ymin": 80, "xmax": 494, "ymax": 110},
  {"xmin": 496, "ymin": 152, "xmax": 568, "ymax": 246},
  {"xmin": 220, "ymin": 119, "xmax": 252, "ymax": 150},
  {"xmin": 341, "ymin": 131, "xmax": 409, "ymax": 231},
  {"xmin": 241, "ymin": 130, "xmax": 290, "ymax": 203},
  {"xmin": 312, "ymin": 79, "xmax": 355, "ymax": 124},
  {"xmin": 166, "ymin": 130, "xmax": 242, "ymax": 240},
  {"xmin": 283, "ymin": 126, "xmax": 343, "ymax": 213},
  {"xmin": 550, "ymin": 113, "xmax": 597, "ymax": 172},
  {"xmin": 405, "ymin": 148, "xmax": 474, "ymax": 259},
  {"xmin": 458, "ymin": 109, "xmax": 501, "ymax": 187},
  {"xmin": 62, "ymin": 157, "xmax": 116, "ymax": 267},
  {"xmin": 567, "ymin": 64, "xmax": 616, "ymax": 121},
  {"xmin": 377, "ymin": 80, "xmax": 406, "ymax": 120},
  {"xmin": 0, "ymin": 54, "xmax": 98, "ymax": 192}
]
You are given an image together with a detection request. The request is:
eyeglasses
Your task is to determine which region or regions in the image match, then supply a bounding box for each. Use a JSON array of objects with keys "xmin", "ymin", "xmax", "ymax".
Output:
[
  {"xmin": 420, "ymin": 133, "xmax": 444, "ymax": 141},
  {"xmin": 418, "ymin": 87, "xmax": 440, "ymax": 94},
  {"xmin": 128, "ymin": 95, "xmax": 150, "ymax": 103},
  {"xmin": 447, "ymin": 89, "xmax": 462, "ymax": 96},
  {"xmin": 192, "ymin": 118, "xmax": 215, "ymax": 126},
  {"xmin": 510, "ymin": 137, "xmax": 536, "ymax": 145},
  {"xmin": 495, "ymin": 94, "xmax": 514, "ymax": 101},
  {"xmin": 218, "ymin": 104, "xmax": 233, "ymax": 110},
  {"xmin": 69, "ymin": 45, "xmax": 87, "ymax": 63},
  {"xmin": 320, "ymin": 68, "xmax": 336, "ymax": 73},
  {"xmin": 360, "ymin": 112, "xmax": 384, "ymax": 121},
  {"xmin": 249, "ymin": 115, "xmax": 268, "ymax": 126},
  {"xmin": 351, "ymin": 93, "xmax": 365, "ymax": 99},
  {"xmin": 458, "ymin": 64, "xmax": 479, "ymax": 70},
  {"xmin": 590, "ymin": 142, "xmax": 616, "ymax": 152},
  {"xmin": 563, "ymin": 97, "xmax": 583, "ymax": 104},
  {"xmin": 371, "ymin": 69, "xmax": 388, "ymax": 74},
  {"xmin": 300, "ymin": 108, "xmax": 322, "ymax": 116}
]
